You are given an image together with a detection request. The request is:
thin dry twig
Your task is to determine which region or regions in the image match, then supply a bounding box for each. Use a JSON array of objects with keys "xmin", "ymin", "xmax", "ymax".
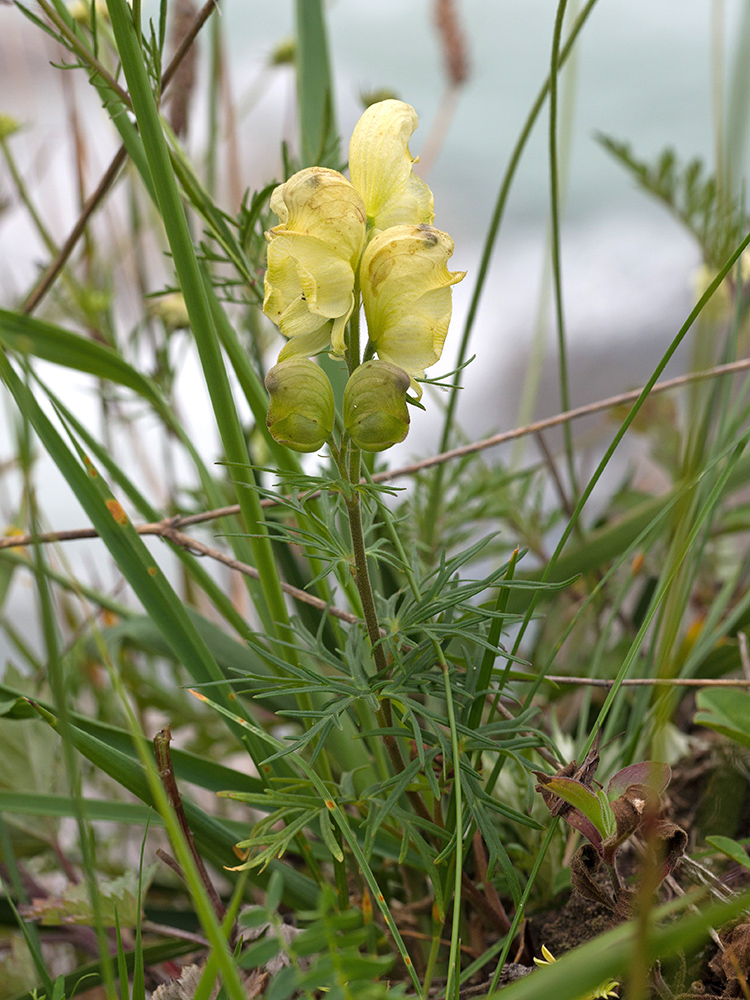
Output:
[
  {"xmin": 0, "ymin": 517, "xmax": 362, "ymax": 625},
  {"xmin": 541, "ymin": 675, "xmax": 750, "ymax": 688},
  {"xmin": 144, "ymin": 355, "xmax": 750, "ymax": 529},
  {"xmin": 154, "ymin": 725, "xmax": 225, "ymax": 922},
  {"xmin": 738, "ymin": 631, "xmax": 750, "ymax": 680},
  {"xmin": 22, "ymin": 0, "xmax": 221, "ymax": 314},
  {"xmin": 534, "ymin": 430, "xmax": 573, "ymax": 518},
  {"xmin": 4, "ymin": 356, "xmax": 750, "ymax": 633},
  {"xmin": 7, "ymin": 353, "xmax": 747, "ymax": 534}
]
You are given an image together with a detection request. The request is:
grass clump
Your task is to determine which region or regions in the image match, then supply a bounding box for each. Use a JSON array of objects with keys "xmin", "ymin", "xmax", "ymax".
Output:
[{"xmin": 2, "ymin": 2, "xmax": 750, "ymax": 999}]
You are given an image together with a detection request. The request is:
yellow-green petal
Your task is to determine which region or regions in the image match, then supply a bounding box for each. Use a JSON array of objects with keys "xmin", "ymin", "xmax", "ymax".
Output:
[
  {"xmin": 269, "ymin": 167, "xmax": 366, "ymax": 263},
  {"xmin": 360, "ymin": 224, "xmax": 465, "ymax": 396},
  {"xmin": 264, "ymin": 167, "xmax": 366, "ymax": 356},
  {"xmin": 349, "ymin": 100, "xmax": 434, "ymax": 232},
  {"xmin": 268, "ymin": 233, "xmax": 355, "ymax": 319}
]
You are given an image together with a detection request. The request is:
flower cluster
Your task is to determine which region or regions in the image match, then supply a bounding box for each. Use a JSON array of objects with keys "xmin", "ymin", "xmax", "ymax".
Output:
[{"xmin": 263, "ymin": 100, "xmax": 464, "ymax": 452}]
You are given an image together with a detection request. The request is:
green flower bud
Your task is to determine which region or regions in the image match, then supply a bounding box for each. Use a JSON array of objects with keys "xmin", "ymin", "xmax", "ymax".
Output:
[
  {"xmin": 265, "ymin": 359, "xmax": 334, "ymax": 453},
  {"xmin": 269, "ymin": 38, "xmax": 296, "ymax": 66},
  {"xmin": 147, "ymin": 291, "xmax": 190, "ymax": 330},
  {"xmin": 0, "ymin": 114, "xmax": 21, "ymax": 141},
  {"xmin": 343, "ymin": 360, "xmax": 410, "ymax": 452}
]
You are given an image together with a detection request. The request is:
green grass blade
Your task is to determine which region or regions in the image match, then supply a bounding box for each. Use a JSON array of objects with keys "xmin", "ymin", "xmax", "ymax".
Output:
[
  {"xmin": 295, "ymin": 0, "xmax": 338, "ymax": 167},
  {"xmin": 38, "ymin": 377, "xmax": 272, "ymax": 647},
  {"xmin": 0, "ymin": 791, "xmax": 158, "ymax": 825},
  {"xmin": 29, "ymin": 701, "xmax": 318, "ymax": 907},
  {"xmin": 0, "ymin": 350, "xmax": 266, "ymax": 757},
  {"xmin": 105, "ymin": 0, "xmax": 291, "ymax": 647},
  {"xmin": 20, "ymin": 372, "xmax": 117, "ymax": 998},
  {"xmin": 0, "ymin": 874, "xmax": 54, "ymax": 997},
  {"xmin": 493, "ymin": 887, "xmax": 750, "ymax": 1000},
  {"xmin": 0, "ymin": 310, "xmax": 162, "ymax": 404},
  {"xmin": 0, "ymin": 678, "xmax": 262, "ymax": 795},
  {"xmin": 7, "ymin": 939, "xmax": 196, "ymax": 1000},
  {"xmin": 114, "ymin": 910, "xmax": 130, "ymax": 1000},
  {"xmin": 430, "ymin": 0, "xmax": 601, "ymax": 501},
  {"xmin": 548, "ymin": 0, "xmax": 578, "ymax": 499},
  {"xmin": 203, "ymin": 272, "xmax": 300, "ymax": 473}
]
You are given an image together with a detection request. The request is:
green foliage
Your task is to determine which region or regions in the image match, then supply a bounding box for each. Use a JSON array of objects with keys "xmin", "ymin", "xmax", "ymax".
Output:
[
  {"xmin": 598, "ymin": 134, "xmax": 750, "ymax": 267},
  {"xmin": 694, "ymin": 687, "xmax": 750, "ymax": 748},
  {"xmin": 3, "ymin": 0, "xmax": 750, "ymax": 996},
  {"xmin": 239, "ymin": 884, "xmax": 398, "ymax": 1000}
]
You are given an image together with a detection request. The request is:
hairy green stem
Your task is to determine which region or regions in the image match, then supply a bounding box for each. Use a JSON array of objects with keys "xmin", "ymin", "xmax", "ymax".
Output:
[
  {"xmin": 344, "ymin": 446, "xmax": 433, "ymax": 823},
  {"xmin": 441, "ymin": 653, "xmax": 464, "ymax": 1000}
]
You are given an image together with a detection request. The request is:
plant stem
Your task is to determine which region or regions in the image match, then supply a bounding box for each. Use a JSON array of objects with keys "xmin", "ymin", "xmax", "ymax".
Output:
[
  {"xmin": 344, "ymin": 444, "xmax": 433, "ymax": 823},
  {"xmin": 549, "ymin": 0, "xmax": 579, "ymax": 503},
  {"xmin": 154, "ymin": 725, "xmax": 226, "ymax": 923},
  {"xmin": 346, "ymin": 452, "xmax": 387, "ymax": 676},
  {"xmin": 38, "ymin": 0, "xmax": 132, "ymax": 108}
]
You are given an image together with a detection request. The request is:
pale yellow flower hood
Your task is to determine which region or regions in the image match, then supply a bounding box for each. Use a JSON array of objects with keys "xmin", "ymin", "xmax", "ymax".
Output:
[
  {"xmin": 360, "ymin": 225, "xmax": 465, "ymax": 396},
  {"xmin": 263, "ymin": 101, "xmax": 462, "ymax": 389},
  {"xmin": 349, "ymin": 100, "xmax": 434, "ymax": 233},
  {"xmin": 263, "ymin": 167, "xmax": 366, "ymax": 359}
]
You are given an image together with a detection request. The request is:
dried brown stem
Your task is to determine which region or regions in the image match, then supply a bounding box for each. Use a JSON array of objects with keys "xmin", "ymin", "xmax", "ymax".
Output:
[
  {"xmin": 534, "ymin": 429, "xmax": 573, "ymax": 518},
  {"xmin": 6, "ymin": 357, "xmax": 750, "ymax": 639},
  {"xmin": 22, "ymin": 0, "xmax": 221, "ymax": 314},
  {"xmin": 468, "ymin": 828, "xmax": 511, "ymax": 933},
  {"xmin": 153, "ymin": 725, "xmax": 225, "ymax": 922},
  {"xmin": 539, "ymin": 675, "xmax": 750, "ymax": 688},
  {"xmin": 141, "ymin": 918, "xmax": 209, "ymax": 947},
  {"xmin": 8, "ymin": 355, "xmax": 747, "ymax": 532},
  {"xmin": 0, "ymin": 518, "xmax": 362, "ymax": 625}
]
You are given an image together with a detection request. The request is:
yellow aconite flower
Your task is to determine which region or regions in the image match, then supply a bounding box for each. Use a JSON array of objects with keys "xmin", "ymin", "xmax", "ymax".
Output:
[
  {"xmin": 360, "ymin": 225, "xmax": 465, "ymax": 396},
  {"xmin": 263, "ymin": 101, "xmax": 438, "ymax": 360},
  {"xmin": 264, "ymin": 167, "xmax": 366, "ymax": 360},
  {"xmin": 349, "ymin": 99, "xmax": 434, "ymax": 233}
]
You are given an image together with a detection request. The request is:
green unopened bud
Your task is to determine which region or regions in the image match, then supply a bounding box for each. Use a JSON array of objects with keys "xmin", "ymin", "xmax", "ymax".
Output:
[
  {"xmin": 0, "ymin": 114, "xmax": 21, "ymax": 141},
  {"xmin": 265, "ymin": 359, "xmax": 334, "ymax": 453},
  {"xmin": 68, "ymin": 0, "xmax": 109, "ymax": 24},
  {"xmin": 147, "ymin": 291, "xmax": 190, "ymax": 330},
  {"xmin": 343, "ymin": 360, "xmax": 410, "ymax": 452},
  {"xmin": 269, "ymin": 38, "xmax": 296, "ymax": 66}
]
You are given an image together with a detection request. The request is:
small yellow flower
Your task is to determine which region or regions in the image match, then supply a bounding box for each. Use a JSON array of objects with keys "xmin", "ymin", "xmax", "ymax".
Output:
[
  {"xmin": 264, "ymin": 168, "xmax": 366, "ymax": 360},
  {"xmin": 360, "ymin": 225, "xmax": 465, "ymax": 396},
  {"xmin": 534, "ymin": 946, "xmax": 619, "ymax": 1000},
  {"xmin": 349, "ymin": 99, "xmax": 434, "ymax": 234}
]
